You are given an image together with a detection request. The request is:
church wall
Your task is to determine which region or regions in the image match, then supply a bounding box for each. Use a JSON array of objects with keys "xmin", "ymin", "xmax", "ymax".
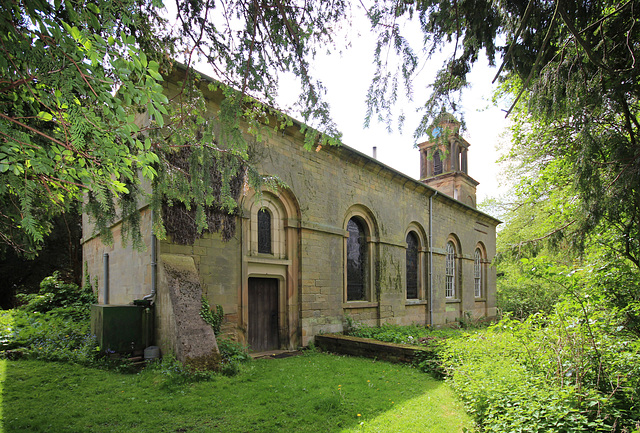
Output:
[
  {"xmin": 82, "ymin": 208, "xmax": 154, "ymax": 305},
  {"xmin": 249, "ymin": 126, "xmax": 497, "ymax": 344},
  {"xmin": 82, "ymin": 75, "xmax": 499, "ymax": 353}
]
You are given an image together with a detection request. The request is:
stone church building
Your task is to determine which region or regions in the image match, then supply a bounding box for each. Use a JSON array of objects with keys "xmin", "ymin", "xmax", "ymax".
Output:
[{"xmin": 82, "ymin": 69, "xmax": 500, "ymax": 356}]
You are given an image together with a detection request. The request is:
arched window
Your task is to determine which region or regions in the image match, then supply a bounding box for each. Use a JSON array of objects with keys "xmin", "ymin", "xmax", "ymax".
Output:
[
  {"xmin": 433, "ymin": 150, "xmax": 443, "ymax": 175},
  {"xmin": 257, "ymin": 208, "xmax": 272, "ymax": 254},
  {"xmin": 406, "ymin": 232, "xmax": 419, "ymax": 299},
  {"xmin": 346, "ymin": 217, "xmax": 367, "ymax": 301},
  {"xmin": 445, "ymin": 242, "xmax": 456, "ymax": 298},
  {"xmin": 474, "ymin": 248, "xmax": 483, "ymax": 298}
]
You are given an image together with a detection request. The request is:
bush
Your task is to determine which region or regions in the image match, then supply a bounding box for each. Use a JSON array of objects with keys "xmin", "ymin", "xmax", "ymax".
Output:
[
  {"xmin": 443, "ymin": 310, "xmax": 640, "ymax": 433},
  {"xmin": 217, "ymin": 338, "xmax": 251, "ymax": 376},
  {"xmin": 17, "ymin": 271, "xmax": 96, "ymax": 314},
  {"xmin": 496, "ymin": 257, "xmax": 565, "ymax": 319},
  {"xmin": 0, "ymin": 309, "xmax": 100, "ymax": 365},
  {"xmin": 1, "ymin": 273, "xmax": 101, "ymax": 366}
]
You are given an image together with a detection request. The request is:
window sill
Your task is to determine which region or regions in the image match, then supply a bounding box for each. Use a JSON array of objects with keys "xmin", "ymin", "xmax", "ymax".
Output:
[
  {"xmin": 246, "ymin": 256, "xmax": 291, "ymax": 266},
  {"xmin": 343, "ymin": 301, "xmax": 379, "ymax": 309},
  {"xmin": 474, "ymin": 297, "xmax": 487, "ymax": 302},
  {"xmin": 445, "ymin": 298, "xmax": 461, "ymax": 303},
  {"xmin": 405, "ymin": 299, "xmax": 428, "ymax": 306}
]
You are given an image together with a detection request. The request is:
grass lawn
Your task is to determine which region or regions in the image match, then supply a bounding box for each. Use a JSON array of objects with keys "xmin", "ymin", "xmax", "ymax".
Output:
[{"xmin": 0, "ymin": 352, "xmax": 471, "ymax": 432}]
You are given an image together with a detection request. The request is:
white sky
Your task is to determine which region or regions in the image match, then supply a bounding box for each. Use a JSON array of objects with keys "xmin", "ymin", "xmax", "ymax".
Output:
[
  {"xmin": 304, "ymin": 48, "xmax": 511, "ymax": 204},
  {"xmin": 291, "ymin": 16, "xmax": 512, "ymax": 204}
]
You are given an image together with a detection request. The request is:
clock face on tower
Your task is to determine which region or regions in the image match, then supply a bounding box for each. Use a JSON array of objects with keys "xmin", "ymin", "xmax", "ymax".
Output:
[{"xmin": 432, "ymin": 126, "xmax": 441, "ymax": 138}]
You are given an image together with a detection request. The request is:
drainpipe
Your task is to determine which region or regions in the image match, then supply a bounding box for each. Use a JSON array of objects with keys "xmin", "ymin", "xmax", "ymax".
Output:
[
  {"xmin": 143, "ymin": 209, "xmax": 157, "ymax": 302},
  {"xmin": 429, "ymin": 191, "xmax": 438, "ymax": 326},
  {"xmin": 103, "ymin": 253, "xmax": 109, "ymax": 304}
]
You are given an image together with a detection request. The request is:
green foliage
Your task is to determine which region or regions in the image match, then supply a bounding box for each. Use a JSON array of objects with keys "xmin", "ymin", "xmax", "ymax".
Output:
[
  {"xmin": 0, "ymin": 0, "xmax": 172, "ymax": 256},
  {"xmin": 0, "ymin": 309, "xmax": 100, "ymax": 366},
  {"xmin": 497, "ymin": 257, "xmax": 566, "ymax": 319},
  {"xmin": 0, "ymin": 273, "xmax": 102, "ymax": 365},
  {"xmin": 347, "ymin": 322, "xmax": 466, "ymax": 344},
  {"xmin": 199, "ymin": 296, "xmax": 224, "ymax": 336},
  {"xmin": 17, "ymin": 271, "xmax": 96, "ymax": 315},
  {"xmin": 217, "ymin": 338, "xmax": 251, "ymax": 377},
  {"xmin": 444, "ymin": 295, "xmax": 640, "ymax": 432}
]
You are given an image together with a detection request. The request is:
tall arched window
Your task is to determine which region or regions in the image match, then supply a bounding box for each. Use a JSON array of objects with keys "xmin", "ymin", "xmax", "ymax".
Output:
[
  {"xmin": 445, "ymin": 242, "xmax": 456, "ymax": 298},
  {"xmin": 406, "ymin": 232, "xmax": 419, "ymax": 299},
  {"xmin": 257, "ymin": 208, "xmax": 272, "ymax": 254},
  {"xmin": 346, "ymin": 218, "xmax": 367, "ymax": 301},
  {"xmin": 474, "ymin": 248, "xmax": 483, "ymax": 298},
  {"xmin": 433, "ymin": 150, "xmax": 443, "ymax": 175}
]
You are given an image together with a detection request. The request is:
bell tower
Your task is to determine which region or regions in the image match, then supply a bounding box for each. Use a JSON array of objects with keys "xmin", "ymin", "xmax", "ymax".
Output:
[{"xmin": 418, "ymin": 113, "xmax": 479, "ymax": 208}]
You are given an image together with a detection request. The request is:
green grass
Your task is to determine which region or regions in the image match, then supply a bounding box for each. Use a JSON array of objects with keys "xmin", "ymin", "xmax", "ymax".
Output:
[{"xmin": 1, "ymin": 352, "xmax": 471, "ymax": 432}]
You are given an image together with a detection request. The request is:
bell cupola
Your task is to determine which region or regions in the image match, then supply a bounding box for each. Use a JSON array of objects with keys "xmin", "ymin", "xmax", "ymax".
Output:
[{"xmin": 418, "ymin": 113, "xmax": 479, "ymax": 208}]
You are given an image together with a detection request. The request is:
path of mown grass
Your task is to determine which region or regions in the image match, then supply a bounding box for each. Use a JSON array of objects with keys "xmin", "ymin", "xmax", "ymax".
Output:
[{"xmin": 1, "ymin": 352, "xmax": 471, "ymax": 432}]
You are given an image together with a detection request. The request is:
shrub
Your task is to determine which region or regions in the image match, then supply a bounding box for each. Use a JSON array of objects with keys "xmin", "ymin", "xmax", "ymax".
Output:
[
  {"xmin": 199, "ymin": 297, "xmax": 224, "ymax": 335},
  {"xmin": 443, "ymin": 310, "xmax": 640, "ymax": 432},
  {"xmin": 144, "ymin": 354, "xmax": 216, "ymax": 387},
  {"xmin": 17, "ymin": 271, "xmax": 96, "ymax": 314},
  {"xmin": 1, "ymin": 273, "xmax": 101, "ymax": 366},
  {"xmin": 496, "ymin": 257, "xmax": 565, "ymax": 319},
  {"xmin": 217, "ymin": 337, "xmax": 251, "ymax": 376},
  {"xmin": 0, "ymin": 309, "xmax": 101, "ymax": 365}
]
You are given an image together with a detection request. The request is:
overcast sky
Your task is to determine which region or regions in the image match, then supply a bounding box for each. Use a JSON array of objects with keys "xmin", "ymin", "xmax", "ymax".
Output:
[{"xmin": 293, "ymin": 20, "xmax": 512, "ymax": 204}]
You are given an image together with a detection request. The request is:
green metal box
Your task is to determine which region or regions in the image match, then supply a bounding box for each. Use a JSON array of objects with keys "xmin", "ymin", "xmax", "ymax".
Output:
[{"xmin": 91, "ymin": 304, "xmax": 154, "ymax": 353}]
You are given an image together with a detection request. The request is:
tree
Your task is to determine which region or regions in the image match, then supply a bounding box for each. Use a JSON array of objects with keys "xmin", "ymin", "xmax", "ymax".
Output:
[
  {"xmin": 0, "ymin": 0, "xmax": 172, "ymax": 256},
  {"xmin": 1, "ymin": 0, "xmax": 349, "ymax": 258},
  {"xmin": 3, "ymin": 0, "xmax": 638, "ymax": 266}
]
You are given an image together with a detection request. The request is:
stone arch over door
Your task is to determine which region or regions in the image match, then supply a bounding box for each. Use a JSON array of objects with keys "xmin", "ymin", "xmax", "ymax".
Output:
[{"xmin": 240, "ymin": 188, "xmax": 300, "ymax": 351}]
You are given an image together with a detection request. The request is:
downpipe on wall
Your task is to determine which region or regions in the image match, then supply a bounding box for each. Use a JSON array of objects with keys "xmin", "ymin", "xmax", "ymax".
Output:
[
  {"xmin": 429, "ymin": 191, "xmax": 437, "ymax": 326},
  {"xmin": 103, "ymin": 253, "xmax": 109, "ymax": 304},
  {"xmin": 143, "ymin": 209, "xmax": 157, "ymax": 302}
]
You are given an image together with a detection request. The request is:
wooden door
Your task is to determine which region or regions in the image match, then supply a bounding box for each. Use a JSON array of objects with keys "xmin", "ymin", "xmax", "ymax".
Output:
[{"xmin": 248, "ymin": 277, "xmax": 279, "ymax": 351}]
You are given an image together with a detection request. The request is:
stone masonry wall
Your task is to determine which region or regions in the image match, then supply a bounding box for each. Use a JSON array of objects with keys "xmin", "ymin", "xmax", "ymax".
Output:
[
  {"xmin": 84, "ymin": 74, "xmax": 499, "ymax": 353},
  {"xmin": 82, "ymin": 207, "xmax": 153, "ymax": 305}
]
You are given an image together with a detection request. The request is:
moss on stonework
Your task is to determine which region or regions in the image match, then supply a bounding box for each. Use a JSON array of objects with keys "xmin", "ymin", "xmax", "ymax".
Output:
[{"xmin": 185, "ymin": 350, "xmax": 223, "ymax": 372}]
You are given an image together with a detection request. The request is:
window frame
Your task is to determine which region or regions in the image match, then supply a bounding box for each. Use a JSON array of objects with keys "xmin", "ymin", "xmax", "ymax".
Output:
[
  {"xmin": 474, "ymin": 248, "xmax": 482, "ymax": 298},
  {"xmin": 343, "ymin": 208, "xmax": 378, "ymax": 304},
  {"xmin": 257, "ymin": 208, "xmax": 272, "ymax": 254},
  {"xmin": 405, "ymin": 231, "xmax": 420, "ymax": 300},
  {"xmin": 445, "ymin": 241, "xmax": 456, "ymax": 299},
  {"xmin": 346, "ymin": 217, "xmax": 368, "ymax": 302}
]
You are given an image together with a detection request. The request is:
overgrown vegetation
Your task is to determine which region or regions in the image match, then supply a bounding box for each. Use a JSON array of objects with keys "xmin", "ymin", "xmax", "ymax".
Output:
[
  {"xmin": 199, "ymin": 296, "xmax": 224, "ymax": 336},
  {"xmin": 458, "ymin": 258, "xmax": 640, "ymax": 431},
  {"xmin": 1, "ymin": 273, "xmax": 251, "ymax": 377},
  {"xmin": 445, "ymin": 310, "xmax": 640, "ymax": 432},
  {"xmin": 1, "ymin": 272, "xmax": 98, "ymax": 365}
]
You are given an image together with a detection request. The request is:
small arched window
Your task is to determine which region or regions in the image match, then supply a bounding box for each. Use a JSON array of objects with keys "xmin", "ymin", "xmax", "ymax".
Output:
[
  {"xmin": 474, "ymin": 248, "xmax": 483, "ymax": 298},
  {"xmin": 346, "ymin": 218, "xmax": 367, "ymax": 301},
  {"xmin": 433, "ymin": 150, "xmax": 443, "ymax": 175},
  {"xmin": 445, "ymin": 242, "xmax": 456, "ymax": 298},
  {"xmin": 406, "ymin": 232, "xmax": 419, "ymax": 299},
  {"xmin": 257, "ymin": 208, "xmax": 272, "ymax": 254}
]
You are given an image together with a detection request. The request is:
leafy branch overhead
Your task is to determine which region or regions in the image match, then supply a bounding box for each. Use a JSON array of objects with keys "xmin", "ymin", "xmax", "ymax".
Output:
[{"xmin": 1, "ymin": 0, "xmax": 638, "ymax": 265}]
